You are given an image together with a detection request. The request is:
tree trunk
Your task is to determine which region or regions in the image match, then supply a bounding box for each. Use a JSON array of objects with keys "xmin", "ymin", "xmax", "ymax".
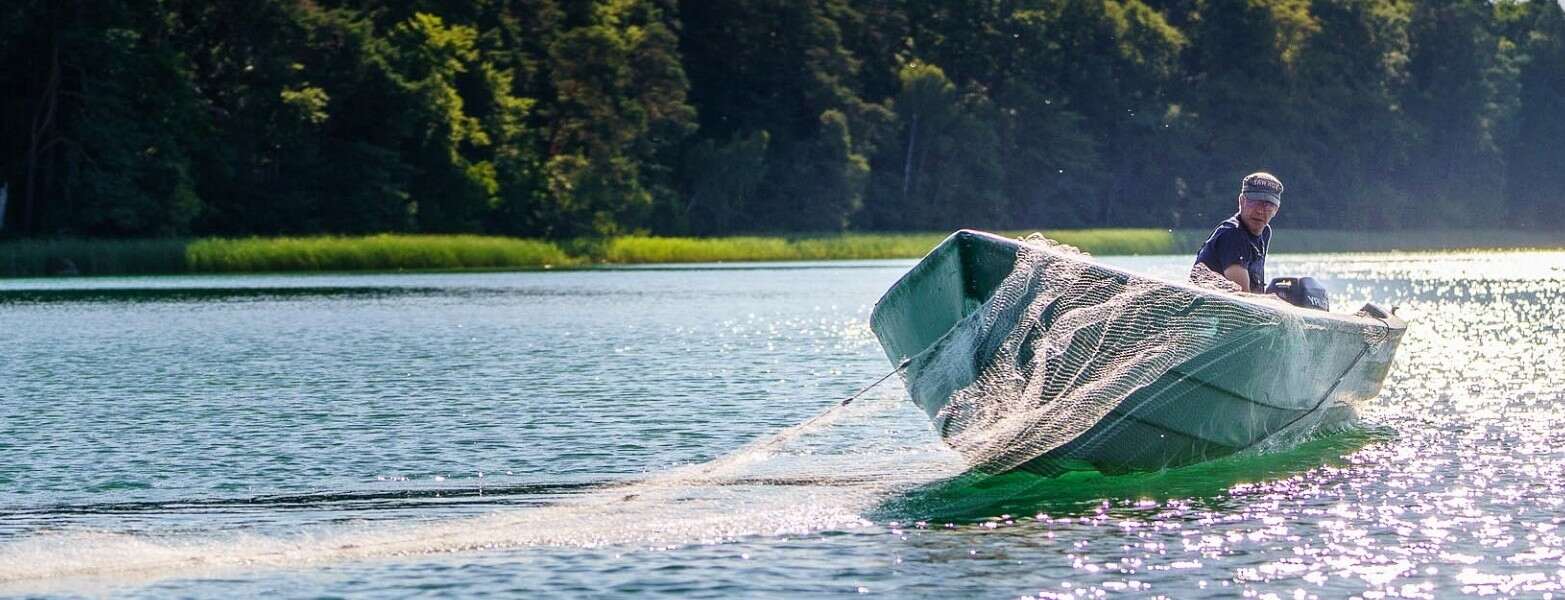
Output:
[{"xmin": 24, "ymin": 39, "xmax": 62, "ymax": 235}]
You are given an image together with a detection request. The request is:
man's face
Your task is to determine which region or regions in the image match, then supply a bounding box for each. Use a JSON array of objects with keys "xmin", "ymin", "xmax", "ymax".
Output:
[{"xmin": 1237, "ymin": 196, "xmax": 1279, "ymax": 232}]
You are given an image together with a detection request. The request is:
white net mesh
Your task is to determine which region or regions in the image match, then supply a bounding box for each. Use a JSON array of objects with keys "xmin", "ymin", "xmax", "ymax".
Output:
[{"xmin": 905, "ymin": 233, "xmax": 1291, "ymax": 474}]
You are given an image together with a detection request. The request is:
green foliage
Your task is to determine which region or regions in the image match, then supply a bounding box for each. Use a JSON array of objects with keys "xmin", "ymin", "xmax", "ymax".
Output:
[
  {"xmin": 0, "ymin": 238, "xmax": 189, "ymax": 277},
  {"xmin": 180, "ymin": 3, "xmax": 417, "ymax": 235},
  {"xmin": 863, "ymin": 63, "xmax": 1004, "ymax": 230},
  {"xmin": 1290, "ymin": 0, "xmax": 1414, "ymax": 228},
  {"xmin": 279, "ymin": 84, "xmax": 332, "ymax": 125},
  {"xmin": 2, "ymin": 0, "xmax": 1564, "ymax": 242},
  {"xmin": 2, "ymin": 2, "xmax": 212, "ymax": 237},
  {"xmin": 679, "ymin": 132, "xmax": 771, "ymax": 234},
  {"xmin": 1399, "ymin": 0, "xmax": 1512, "ymax": 226},
  {"xmin": 779, "ymin": 110, "xmax": 870, "ymax": 231},
  {"xmin": 383, "ymin": 12, "xmax": 505, "ymax": 232},
  {"xmin": 676, "ymin": 0, "xmax": 871, "ymax": 232},
  {"xmin": 1182, "ymin": 0, "xmax": 1316, "ymax": 209},
  {"xmin": 1027, "ymin": 0, "xmax": 1187, "ymax": 228},
  {"xmin": 534, "ymin": 0, "xmax": 694, "ymax": 237},
  {"xmin": 1501, "ymin": 0, "xmax": 1565, "ymax": 228}
]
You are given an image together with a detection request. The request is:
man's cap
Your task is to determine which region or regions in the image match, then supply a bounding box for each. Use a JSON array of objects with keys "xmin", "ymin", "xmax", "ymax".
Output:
[{"xmin": 1240, "ymin": 172, "xmax": 1283, "ymax": 206}]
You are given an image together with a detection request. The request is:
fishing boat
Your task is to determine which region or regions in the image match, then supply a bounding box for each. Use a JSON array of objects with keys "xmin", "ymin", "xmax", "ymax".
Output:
[{"xmin": 869, "ymin": 230, "xmax": 1405, "ymax": 476}]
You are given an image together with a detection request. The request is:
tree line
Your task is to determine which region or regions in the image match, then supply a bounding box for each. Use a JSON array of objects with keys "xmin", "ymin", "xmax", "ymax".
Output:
[{"xmin": 2, "ymin": 0, "xmax": 1563, "ymax": 239}]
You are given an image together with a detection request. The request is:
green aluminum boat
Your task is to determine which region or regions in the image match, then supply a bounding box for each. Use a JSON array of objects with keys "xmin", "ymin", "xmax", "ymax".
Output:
[{"xmin": 870, "ymin": 230, "xmax": 1405, "ymax": 476}]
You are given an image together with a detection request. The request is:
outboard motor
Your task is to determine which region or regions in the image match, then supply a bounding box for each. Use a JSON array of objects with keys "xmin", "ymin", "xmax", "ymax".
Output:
[{"xmin": 1265, "ymin": 276, "xmax": 1330, "ymax": 311}]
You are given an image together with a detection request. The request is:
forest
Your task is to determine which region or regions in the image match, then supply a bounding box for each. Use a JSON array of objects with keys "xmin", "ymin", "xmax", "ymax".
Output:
[{"xmin": 2, "ymin": 0, "xmax": 1563, "ymax": 240}]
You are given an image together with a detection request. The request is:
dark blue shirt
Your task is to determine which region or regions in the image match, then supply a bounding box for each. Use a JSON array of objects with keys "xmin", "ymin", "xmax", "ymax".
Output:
[{"xmin": 1195, "ymin": 214, "xmax": 1270, "ymax": 290}]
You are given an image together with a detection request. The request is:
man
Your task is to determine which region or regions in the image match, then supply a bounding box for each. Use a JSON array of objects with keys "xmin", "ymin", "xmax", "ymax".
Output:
[{"xmin": 1194, "ymin": 172, "xmax": 1283, "ymax": 292}]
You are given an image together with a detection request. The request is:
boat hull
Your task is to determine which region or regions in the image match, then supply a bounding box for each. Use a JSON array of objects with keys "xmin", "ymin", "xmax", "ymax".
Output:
[{"xmin": 870, "ymin": 230, "xmax": 1404, "ymax": 475}]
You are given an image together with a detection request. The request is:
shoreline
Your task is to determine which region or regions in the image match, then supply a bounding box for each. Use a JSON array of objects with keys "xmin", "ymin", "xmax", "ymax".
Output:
[{"xmin": 4, "ymin": 229, "xmax": 1564, "ymax": 278}]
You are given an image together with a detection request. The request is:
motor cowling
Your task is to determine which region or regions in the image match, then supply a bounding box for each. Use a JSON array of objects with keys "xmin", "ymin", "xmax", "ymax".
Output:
[{"xmin": 1265, "ymin": 276, "xmax": 1329, "ymax": 311}]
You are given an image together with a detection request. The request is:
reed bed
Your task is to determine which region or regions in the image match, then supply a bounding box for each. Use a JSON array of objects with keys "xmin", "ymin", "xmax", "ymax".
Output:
[
  {"xmin": 4, "ymin": 228, "xmax": 1563, "ymax": 277},
  {"xmin": 185, "ymin": 235, "xmax": 575, "ymax": 273},
  {"xmin": 597, "ymin": 236, "xmax": 799, "ymax": 263},
  {"xmin": 597, "ymin": 228, "xmax": 1195, "ymax": 264},
  {"xmin": 598, "ymin": 233, "xmax": 954, "ymax": 263},
  {"xmin": 1017, "ymin": 229, "xmax": 1189, "ymax": 256},
  {"xmin": 787, "ymin": 233, "xmax": 954, "ymax": 259},
  {"xmin": 600, "ymin": 230, "xmax": 1192, "ymax": 263}
]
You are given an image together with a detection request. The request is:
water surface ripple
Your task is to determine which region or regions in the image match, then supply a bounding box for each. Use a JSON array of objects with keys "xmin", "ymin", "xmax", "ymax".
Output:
[{"xmin": 2, "ymin": 253, "xmax": 1562, "ymax": 597}]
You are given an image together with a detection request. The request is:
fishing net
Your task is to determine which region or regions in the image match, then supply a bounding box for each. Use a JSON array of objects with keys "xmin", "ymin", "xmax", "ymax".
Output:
[
  {"xmin": 902, "ymin": 233, "xmax": 1291, "ymax": 474},
  {"xmin": 0, "ymin": 389, "xmax": 965, "ymax": 586}
]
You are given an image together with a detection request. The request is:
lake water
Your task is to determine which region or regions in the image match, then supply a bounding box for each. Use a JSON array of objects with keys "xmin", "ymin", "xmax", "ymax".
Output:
[{"xmin": 2, "ymin": 251, "xmax": 1563, "ymax": 598}]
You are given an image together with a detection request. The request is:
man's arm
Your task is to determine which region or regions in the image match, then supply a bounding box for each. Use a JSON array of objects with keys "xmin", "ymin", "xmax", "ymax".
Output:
[{"xmin": 1222, "ymin": 264, "xmax": 1251, "ymax": 292}]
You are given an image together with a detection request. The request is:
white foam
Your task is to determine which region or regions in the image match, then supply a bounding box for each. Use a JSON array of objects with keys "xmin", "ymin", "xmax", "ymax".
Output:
[{"xmin": 0, "ymin": 392, "xmax": 964, "ymax": 592}]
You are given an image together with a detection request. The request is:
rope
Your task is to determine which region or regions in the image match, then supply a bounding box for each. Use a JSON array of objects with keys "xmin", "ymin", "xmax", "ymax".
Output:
[
  {"xmin": 647, "ymin": 359, "xmax": 916, "ymax": 487},
  {"xmin": 750, "ymin": 359, "xmax": 911, "ymax": 448},
  {"xmin": 840, "ymin": 358, "xmax": 912, "ymax": 406}
]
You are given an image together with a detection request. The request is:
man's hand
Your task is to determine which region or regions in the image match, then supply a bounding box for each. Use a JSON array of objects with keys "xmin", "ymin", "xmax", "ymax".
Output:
[{"xmin": 1222, "ymin": 264, "xmax": 1251, "ymax": 292}]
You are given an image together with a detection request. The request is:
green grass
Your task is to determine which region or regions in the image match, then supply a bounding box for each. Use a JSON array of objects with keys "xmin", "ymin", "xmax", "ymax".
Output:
[
  {"xmin": 1014, "ymin": 228, "xmax": 1188, "ymax": 256},
  {"xmin": 591, "ymin": 228, "xmax": 1565, "ymax": 265},
  {"xmin": 3, "ymin": 228, "xmax": 1564, "ymax": 277},
  {"xmin": 185, "ymin": 234, "xmax": 575, "ymax": 273},
  {"xmin": 597, "ymin": 233, "xmax": 954, "ymax": 263},
  {"xmin": 599, "ymin": 229, "xmax": 1191, "ymax": 263},
  {"xmin": 0, "ymin": 235, "xmax": 574, "ymax": 277}
]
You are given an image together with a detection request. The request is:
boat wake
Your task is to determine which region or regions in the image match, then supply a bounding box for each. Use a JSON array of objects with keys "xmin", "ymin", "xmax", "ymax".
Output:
[
  {"xmin": 0, "ymin": 383, "xmax": 1381, "ymax": 594},
  {"xmin": 0, "ymin": 390, "xmax": 966, "ymax": 592},
  {"xmin": 876, "ymin": 424, "xmax": 1395, "ymax": 523}
]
